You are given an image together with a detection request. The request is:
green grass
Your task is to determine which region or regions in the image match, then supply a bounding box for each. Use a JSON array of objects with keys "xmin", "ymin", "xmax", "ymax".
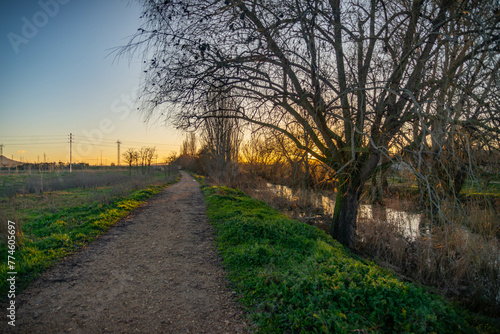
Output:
[
  {"xmin": 0, "ymin": 173, "xmax": 31, "ymax": 197},
  {"xmin": 0, "ymin": 171, "xmax": 180, "ymax": 299},
  {"xmin": 201, "ymin": 183, "xmax": 498, "ymax": 333},
  {"xmin": 462, "ymin": 179, "xmax": 500, "ymax": 198}
]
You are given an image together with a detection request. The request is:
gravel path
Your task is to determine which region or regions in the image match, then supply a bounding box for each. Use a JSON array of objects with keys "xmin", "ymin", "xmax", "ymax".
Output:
[{"xmin": 2, "ymin": 171, "xmax": 248, "ymax": 333}]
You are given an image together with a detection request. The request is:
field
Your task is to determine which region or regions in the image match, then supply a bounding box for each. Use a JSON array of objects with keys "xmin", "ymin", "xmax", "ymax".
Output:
[
  {"xmin": 0, "ymin": 168, "xmax": 180, "ymax": 299},
  {"xmin": 1, "ymin": 167, "xmax": 498, "ymax": 332}
]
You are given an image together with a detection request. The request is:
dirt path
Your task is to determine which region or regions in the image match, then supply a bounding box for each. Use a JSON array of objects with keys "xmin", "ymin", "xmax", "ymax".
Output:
[{"xmin": 3, "ymin": 171, "xmax": 249, "ymax": 333}]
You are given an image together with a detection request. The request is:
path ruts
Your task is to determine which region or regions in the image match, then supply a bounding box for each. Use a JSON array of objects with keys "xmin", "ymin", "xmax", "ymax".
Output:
[{"xmin": 3, "ymin": 171, "xmax": 248, "ymax": 333}]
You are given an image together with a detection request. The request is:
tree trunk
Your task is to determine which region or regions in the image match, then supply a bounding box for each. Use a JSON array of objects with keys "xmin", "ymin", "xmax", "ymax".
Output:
[
  {"xmin": 370, "ymin": 173, "xmax": 383, "ymax": 205},
  {"xmin": 331, "ymin": 177, "xmax": 362, "ymax": 249}
]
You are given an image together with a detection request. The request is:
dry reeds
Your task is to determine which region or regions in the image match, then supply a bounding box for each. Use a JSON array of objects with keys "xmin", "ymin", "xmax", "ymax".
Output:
[
  {"xmin": 237, "ymin": 173, "xmax": 500, "ymax": 315},
  {"xmin": 356, "ymin": 207, "xmax": 500, "ymax": 316},
  {"xmin": 202, "ymin": 170, "xmax": 500, "ymax": 315}
]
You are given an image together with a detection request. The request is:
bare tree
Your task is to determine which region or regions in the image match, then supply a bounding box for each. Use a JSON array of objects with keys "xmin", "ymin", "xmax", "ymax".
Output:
[
  {"xmin": 179, "ymin": 133, "xmax": 198, "ymax": 170},
  {"xmin": 241, "ymin": 133, "xmax": 283, "ymax": 180},
  {"xmin": 180, "ymin": 133, "xmax": 197, "ymax": 157},
  {"xmin": 271, "ymin": 128, "xmax": 316, "ymax": 189},
  {"xmin": 200, "ymin": 88, "xmax": 242, "ymax": 183},
  {"xmin": 242, "ymin": 135, "xmax": 274, "ymax": 168},
  {"xmin": 138, "ymin": 147, "xmax": 147, "ymax": 173},
  {"xmin": 121, "ymin": 0, "xmax": 500, "ymax": 248},
  {"xmin": 122, "ymin": 148, "xmax": 137, "ymax": 175},
  {"xmin": 163, "ymin": 151, "xmax": 178, "ymax": 177},
  {"xmin": 145, "ymin": 146, "xmax": 157, "ymax": 173},
  {"xmin": 137, "ymin": 146, "xmax": 157, "ymax": 174}
]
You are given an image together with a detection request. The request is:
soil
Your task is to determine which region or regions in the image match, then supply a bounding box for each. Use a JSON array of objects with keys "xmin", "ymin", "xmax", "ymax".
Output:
[{"xmin": 1, "ymin": 171, "xmax": 249, "ymax": 333}]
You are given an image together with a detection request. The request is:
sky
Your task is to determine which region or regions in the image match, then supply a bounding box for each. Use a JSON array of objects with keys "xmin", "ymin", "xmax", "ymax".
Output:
[{"xmin": 0, "ymin": 0, "xmax": 184, "ymax": 165}]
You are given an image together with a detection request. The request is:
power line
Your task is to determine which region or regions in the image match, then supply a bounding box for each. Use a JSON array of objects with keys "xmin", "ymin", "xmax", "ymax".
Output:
[
  {"xmin": 1, "ymin": 139, "xmax": 67, "ymax": 142},
  {"xmin": 0, "ymin": 135, "xmax": 67, "ymax": 138},
  {"xmin": 5, "ymin": 142, "xmax": 67, "ymax": 146},
  {"xmin": 0, "ymin": 134, "xmax": 180, "ymax": 165},
  {"xmin": 72, "ymin": 137, "xmax": 118, "ymax": 143},
  {"xmin": 1, "ymin": 136, "xmax": 178, "ymax": 148},
  {"xmin": 124, "ymin": 140, "xmax": 178, "ymax": 145},
  {"xmin": 84, "ymin": 143, "xmax": 116, "ymax": 148}
]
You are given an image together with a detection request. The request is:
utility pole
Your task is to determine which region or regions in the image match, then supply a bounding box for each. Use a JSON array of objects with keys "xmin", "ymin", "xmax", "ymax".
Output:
[
  {"xmin": 117, "ymin": 140, "xmax": 121, "ymax": 166},
  {"xmin": 100, "ymin": 150, "xmax": 103, "ymax": 166},
  {"xmin": 0, "ymin": 144, "xmax": 4, "ymax": 170},
  {"xmin": 44, "ymin": 153, "xmax": 46, "ymax": 163},
  {"xmin": 69, "ymin": 133, "xmax": 73, "ymax": 172}
]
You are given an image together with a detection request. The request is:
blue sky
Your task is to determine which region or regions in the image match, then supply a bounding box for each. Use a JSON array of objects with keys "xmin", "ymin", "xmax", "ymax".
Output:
[{"xmin": 0, "ymin": 0, "xmax": 183, "ymax": 165}]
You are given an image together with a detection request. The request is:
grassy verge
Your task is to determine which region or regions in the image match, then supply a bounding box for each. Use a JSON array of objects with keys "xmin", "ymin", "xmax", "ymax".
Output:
[
  {"xmin": 200, "ymin": 181, "xmax": 498, "ymax": 333},
  {"xmin": 0, "ymin": 171, "xmax": 180, "ymax": 299}
]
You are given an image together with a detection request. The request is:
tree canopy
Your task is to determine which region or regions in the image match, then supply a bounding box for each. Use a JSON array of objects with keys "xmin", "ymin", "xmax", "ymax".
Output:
[{"xmin": 121, "ymin": 0, "xmax": 500, "ymax": 248}]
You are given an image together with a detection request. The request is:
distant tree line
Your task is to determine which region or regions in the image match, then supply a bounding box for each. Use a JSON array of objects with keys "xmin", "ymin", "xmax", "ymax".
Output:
[
  {"xmin": 1, "ymin": 162, "xmax": 90, "ymax": 172},
  {"xmin": 122, "ymin": 146, "xmax": 158, "ymax": 174}
]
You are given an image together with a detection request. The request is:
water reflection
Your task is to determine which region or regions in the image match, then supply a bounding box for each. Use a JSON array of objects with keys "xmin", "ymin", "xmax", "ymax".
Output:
[{"xmin": 267, "ymin": 183, "xmax": 421, "ymax": 240}]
